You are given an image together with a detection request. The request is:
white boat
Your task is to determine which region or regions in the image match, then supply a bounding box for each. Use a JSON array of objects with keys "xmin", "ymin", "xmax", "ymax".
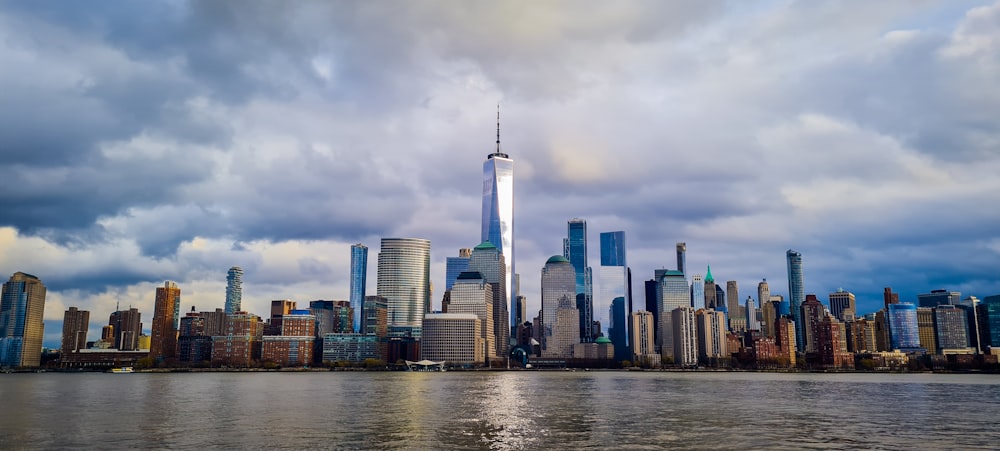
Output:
[{"xmin": 111, "ymin": 367, "xmax": 134, "ymax": 374}]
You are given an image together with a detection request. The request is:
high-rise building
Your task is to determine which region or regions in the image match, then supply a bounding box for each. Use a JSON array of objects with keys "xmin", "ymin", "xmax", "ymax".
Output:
[
  {"xmin": 364, "ymin": 295, "xmax": 388, "ymax": 361},
  {"xmin": 377, "ymin": 238, "xmax": 431, "ymax": 338},
  {"xmin": 757, "ymin": 279, "xmax": 770, "ymax": 312},
  {"xmin": 916, "ymin": 307, "xmax": 938, "ymax": 354},
  {"xmin": 761, "ymin": 299, "xmax": 777, "ymax": 338},
  {"xmin": 644, "ymin": 279, "xmax": 659, "ymax": 345},
  {"xmin": 829, "ymin": 289, "xmax": 856, "ymax": 322},
  {"xmin": 178, "ymin": 309, "xmax": 212, "ymax": 363},
  {"xmin": 109, "ymin": 307, "xmax": 143, "ymax": 351},
  {"xmin": 978, "ymin": 295, "xmax": 1000, "ymax": 350},
  {"xmin": 481, "ymin": 112, "xmax": 515, "ymax": 333},
  {"xmin": 676, "ymin": 243, "xmax": 687, "ymax": 278},
  {"xmin": 726, "ymin": 280, "xmax": 740, "ymax": 316},
  {"xmin": 599, "ymin": 231, "xmax": 629, "ymax": 355},
  {"xmin": 704, "ymin": 267, "xmax": 718, "ymax": 310},
  {"xmin": 609, "ymin": 297, "xmax": 628, "ymax": 362},
  {"xmin": 225, "ymin": 266, "xmax": 243, "ymax": 315},
  {"xmin": 745, "ymin": 297, "xmax": 760, "ymax": 331},
  {"xmin": 801, "ymin": 294, "xmax": 825, "ymax": 354},
  {"xmin": 150, "ymin": 281, "xmax": 181, "ymax": 361},
  {"xmin": 565, "ymin": 219, "xmax": 594, "ymax": 343},
  {"xmin": 0, "ymin": 272, "xmax": 47, "ymax": 368},
  {"xmin": 918, "ymin": 290, "xmax": 961, "ymax": 308},
  {"xmin": 445, "ymin": 248, "xmax": 472, "ymax": 292},
  {"xmin": 786, "ymin": 249, "xmax": 805, "ymax": 351},
  {"xmin": 934, "ymin": 305, "xmax": 971, "ymax": 352},
  {"xmin": 212, "ymin": 312, "xmax": 264, "ymax": 367},
  {"xmin": 887, "ymin": 303, "xmax": 921, "ymax": 351},
  {"xmin": 350, "ymin": 244, "xmax": 368, "ymax": 334},
  {"xmin": 775, "ymin": 316, "xmax": 797, "ymax": 367},
  {"xmin": 468, "ymin": 242, "xmax": 508, "ymax": 357},
  {"xmin": 696, "ymin": 308, "xmax": 728, "ymax": 362},
  {"xmin": 657, "ymin": 270, "xmax": 689, "ymax": 358},
  {"xmin": 61, "ymin": 307, "xmax": 90, "ymax": 355},
  {"xmin": 691, "ymin": 274, "xmax": 705, "ymax": 311},
  {"xmin": 630, "ymin": 310, "xmax": 656, "ymax": 365},
  {"xmin": 541, "ymin": 255, "xmax": 576, "ymax": 355},
  {"xmin": 448, "ymin": 271, "xmax": 495, "ymax": 360},
  {"xmin": 672, "ymin": 306, "xmax": 698, "ymax": 366}
]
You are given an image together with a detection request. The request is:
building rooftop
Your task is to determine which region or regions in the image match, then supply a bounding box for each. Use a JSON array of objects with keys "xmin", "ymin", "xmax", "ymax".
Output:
[
  {"xmin": 546, "ymin": 255, "xmax": 570, "ymax": 264},
  {"xmin": 473, "ymin": 241, "xmax": 497, "ymax": 250}
]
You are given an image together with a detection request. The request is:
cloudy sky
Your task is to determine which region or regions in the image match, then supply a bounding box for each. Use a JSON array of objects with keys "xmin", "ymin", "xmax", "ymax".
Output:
[{"xmin": 2, "ymin": 1, "xmax": 999, "ymax": 347}]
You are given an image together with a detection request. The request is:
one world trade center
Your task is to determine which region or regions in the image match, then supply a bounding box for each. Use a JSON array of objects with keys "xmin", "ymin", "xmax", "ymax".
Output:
[{"xmin": 482, "ymin": 108, "xmax": 515, "ymax": 337}]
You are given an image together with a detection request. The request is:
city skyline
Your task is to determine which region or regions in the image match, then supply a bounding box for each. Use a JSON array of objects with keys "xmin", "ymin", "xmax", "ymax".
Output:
[{"xmin": 1, "ymin": 2, "xmax": 999, "ymax": 348}]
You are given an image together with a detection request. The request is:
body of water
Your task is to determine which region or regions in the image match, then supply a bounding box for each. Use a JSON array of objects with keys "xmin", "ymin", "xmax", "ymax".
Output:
[{"xmin": 1, "ymin": 371, "xmax": 998, "ymax": 449}]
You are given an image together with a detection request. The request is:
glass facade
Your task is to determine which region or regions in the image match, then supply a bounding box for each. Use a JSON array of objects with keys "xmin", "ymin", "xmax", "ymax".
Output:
[
  {"xmin": 541, "ymin": 256, "xmax": 575, "ymax": 352},
  {"xmin": 934, "ymin": 305, "xmax": 970, "ymax": 350},
  {"xmin": 982, "ymin": 295, "xmax": 1000, "ymax": 348},
  {"xmin": 887, "ymin": 303, "xmax": 921, "ymax": 350},
  {"xmin": 482, "ymin": 152, "xmax": 515, "ymax": 333},
  {"xmin": 599, "ymin": 231, "xmax": 628, "ymax": 350},
  {"xmin": 468, "ymin": 242, "xmax": 509, "ymax": 357},
  {"xmin": 657, "ymin": 271, "xmax": 688, "ymax": 354},
  {"xmin": 565, "ymin": 219, "xmax": 593, "ymax": 343},
  {"xmin": 445, "ymin": 256, "xmax": 470, "ymax": 292},
  {"xmin": 691, "ymin": 275, "xmax": 704, "ymax": 310},
  {"xmin": 676, "ymin": 242, "xmax": 686, "ymax": 278},
  {"xmin": 225, "ymin": 266, "xmax": 243, "ymax": 315},
  {"xmin": 0, "ymin": 272, "xmax": 47, "ymax": 368},
  {"xmin": 376, "ymin": 238, "xmax": 430, "ymax": 338},
  {"xmin": 786, "ymin": 249, "xmax": 805, "ymax": 351},
  {"xmin": 350, "ymin": 244, "xmax": 368, "ymax": 334}
]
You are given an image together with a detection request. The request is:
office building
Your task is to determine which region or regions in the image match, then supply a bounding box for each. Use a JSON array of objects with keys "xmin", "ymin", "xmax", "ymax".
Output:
[
  {"xmin": 761, "ymin": 299, "xmax": 777, "ymax": 338},
  {"xmin": 775, "ymin": 316, "xmax": 797, "ymax": 366},
  {"xmin": 979, "ymin": 295, "xmax": 1000, "ymax": 350},
  {"xmin": 829, "ymin": 289, "xmax": 856, "ymax": 322},
  {"xmin": 469, "ymin": 242, "xmax": 508, "ymax": 357},
  {"xmin": 609, "ymin": 297, "xmax": 628, "ymax": 361},
  {"xmin": 481, "ymin": 114, "xmax": 515, "ymax": 332},
  {"xmin": 599, "ymin": 231, "xmax": 629, "ymax": 356},
  {"xmin": 445, "ymin": 248, "xmax": 472, "ymax": 291},
  {"xmin": 657, "ymin": 270, "xmax": 689, "ymax": 358},
  {"xmin": 934, "ymin": 305, "xmax": 971, "ymax": 353},
  {"xmin": 541, "ymin": 255, "xmax": 575, "ymax": 353},
  {"xmin": 745, "ymin": 297, "xmax": 760, "ymax": 331},
  {"xmin": 448, "ymin": 271, "xmax": 495, "ymax": 360},
  {"xmin": 817, "ymin": 315, "xmax": 854, "ymax": 369},
  {"xmin": 212, "ymin": 312, "xmax": 263, "ymax": 367},
  {"xmin": 726, "ymin": 280, "xmax": 743, "ymax": 322},
  {"xmin": 178, "ymin": 309, "xmax": 212, "ymax": 363},
  {"xmin": 916, "ymin": 307, "xmax": 938, "ymax": 354},
  {"xmin": 786, "ymin": 249, "xmax": 805, "ymax": 351},
  {"xmin": 422, "ymin": 313, "xmax": 484, "ymax": 365},
  {"xmin": 672, "ymin": 306, "xmax": 698, "ymax": 366},
  {"xmin": 225, "ymin": 266, "xmax": 243, "ymax": 315},
  {"xmin": 150, "ymin": 281, "xmax": 181, "ymax": 361},
  {"xmin": 322, "ymin": 333, "xmax": 381, "ymax": 363},
  {"xmin": 691, "ymin": 274, "xmax": 704, "ymax": 311},
  {"xmin": 644, "ymin": 279, "xmax": 659, "ymax": 345},
  {"xmin": 565, "ymin": 219, "xmax": 594, "ymax": 343},
  {"xmin": 261, "ymin": 310, "xmax": 315, "ymax": 366},
  {"xmin": 884, "ymin": 287, "xmax": 900, "ymax": 309},
  {"xmin": 850, "ymin": 318, "xmax": 878, "ymax": 353},
  {"xmin": 918, "ymin": 290, "xmax": 961, "ymax": 308},
  {"xmin": 109, "ymin": 308, "xmax": 142, "ymax": 351},
  {"xmin": 267, "ymin": 300, "xmax": 297, "ymax": 335},
  {"xmin": 350, "ymin": 244, "xmax": 368, "ymax": 333},
  {"xmin": 704, "ymin": 267, "xmax": 718, "ymax": 310},
  {"xmin": 757, "ymin": 279, "xmax": 770, "ymax": 313},
  {"xmin": 61, "ymin": 307, "xmax": 89, "ymax": 355},
  {"xmin": 887, "ymin": 303, "xmax": 921, "ymax": 351},
  {"xmin": 377, "ymin": 238, "xmax": 431, "ymax": 338}
]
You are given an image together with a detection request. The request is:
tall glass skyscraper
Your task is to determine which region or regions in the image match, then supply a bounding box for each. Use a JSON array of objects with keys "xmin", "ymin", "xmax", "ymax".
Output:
[
  {"xmin": 469, "ymin": 242, "xmax": 509, "ymax": 357},
  {"xmin": 691, "ymin": 274, "xmax": 705, "ymax": 310},
  {"xmin": 565, "ymin": 219, "xmax": 593, "ymax": 342},
  {"xmin": 482, "ymin": 113, "xmax": 515, "ymax": 335},
  {"xmin": 225, "ymin": 266, "xmax": 243, "ymax": 315},
  {"xmin": 657, "ymin": 270, "xmax": 689, "ymax": 359},
  {"xmin": 377, "ymin": 238, "xmax": 430, "ymax": 338},
  {"xmin": 786, "ymin": 249, "xmax": 805, "ymax": 351},
  {"xmin": 599, "ymin": 231, "xmax": 628, "ymax": 349},
  {"xmin": 350, "ymin": 244, "xmax": 368, "ymax": 334},
  {"xmin": 0, "ymin": 272, "xmax": 46, "ymax": 368},
  {"xmin": 887, "ymin": 303, "xmax": 921, "ymax": 350}
]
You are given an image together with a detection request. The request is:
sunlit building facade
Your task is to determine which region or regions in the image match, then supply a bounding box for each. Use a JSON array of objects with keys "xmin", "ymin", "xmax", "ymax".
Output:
[
  {"xmin": 887, "ymin": 303, "xmax": 921, "ymax": 351},
  {"xmin": 481, "ymin": 128, "xmax": 515, "ymax": 332},
  {"xmin": 150, "ymin": 281, "xmax": 181, "ymax": 361},
  {"xmin": 377, "ymin": 238, "xmax": 431, "ymax": 338},
  {"xmin": 599, "ymin": 231, "xmax": 628, "ymax": 354}
]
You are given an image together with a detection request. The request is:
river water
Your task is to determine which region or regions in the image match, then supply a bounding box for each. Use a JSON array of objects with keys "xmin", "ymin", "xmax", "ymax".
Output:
[{"xmin": 1, "ymin": 371, "xmax": 998, "ymax": 449}]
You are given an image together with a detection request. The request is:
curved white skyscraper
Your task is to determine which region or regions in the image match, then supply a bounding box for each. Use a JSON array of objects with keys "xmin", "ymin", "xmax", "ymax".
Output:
[
  {"xmin": 482, "ymin": 109, "xmax": 515, "ymax": 335},
  {"xmin": 377, "ymin": 238, "xmax": 431, "ymax": 338}
]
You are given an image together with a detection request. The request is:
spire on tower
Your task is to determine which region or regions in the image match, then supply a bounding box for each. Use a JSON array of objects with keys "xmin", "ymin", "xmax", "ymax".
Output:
[{"xmin": 496, "ymin": 103, "xmax": 501, "ymax": 153}]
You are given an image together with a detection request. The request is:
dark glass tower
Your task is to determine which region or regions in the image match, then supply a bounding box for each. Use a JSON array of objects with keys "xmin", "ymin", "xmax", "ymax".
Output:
[
  {"xmin": 350, "ymin": 244, "xmax": 368, "ymax": 333},
  {"xmin": 565, "ymin": 218, "xmax": 594, "ymax": 342},
  {"xmin": 786, "ymin": 249, "xmax": 805, "ymax": 351}
]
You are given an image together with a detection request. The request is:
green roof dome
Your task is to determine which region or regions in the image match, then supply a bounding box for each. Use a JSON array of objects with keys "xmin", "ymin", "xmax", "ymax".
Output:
[
  {"xmin": 595, "ymin": 336, "xmax": 612, "ymax": 344},
  {"xmin": 474, "ymin": 241, "xmax": 497, "ymax": 250},
  {"xmin": 705, "ymin": 265, "xmax": 714, "ymax": 283},
  {"xmin": 546, "ymin": 255, "xmax": 570, "ymax": 264}
]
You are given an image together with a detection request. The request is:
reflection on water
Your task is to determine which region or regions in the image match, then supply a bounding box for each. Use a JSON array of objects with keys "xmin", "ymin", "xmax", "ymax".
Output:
[{"xmin": 1, "ymin": 371, "xmax": 999, "ymax": 449}]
